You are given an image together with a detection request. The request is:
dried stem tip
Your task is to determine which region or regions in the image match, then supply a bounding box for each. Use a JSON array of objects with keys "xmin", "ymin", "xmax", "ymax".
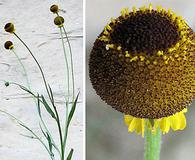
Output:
[
  {"xmin": 4, "ymin": 41, "xmax": 14, "ymax": 50},
  {"xmin": 54, "ymin": 16, "xmax": 64, "ymax": 27},
  {"xmin": 4, "ymin": 23, "xmax": 15, "ymax": 33},
  {"xmin": 50, "ymin": 4, "xmax": 59, "ymax": 13}
]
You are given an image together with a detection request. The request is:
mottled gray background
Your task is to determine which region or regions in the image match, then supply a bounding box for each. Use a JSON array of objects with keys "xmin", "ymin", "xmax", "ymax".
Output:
[
  {"xmin": 86, "ymin": 0, "xmax": 195, "ymax": 160},
  {"xmin": 0, "ymin": 0, "xmax": 83, "ymax": 159}
]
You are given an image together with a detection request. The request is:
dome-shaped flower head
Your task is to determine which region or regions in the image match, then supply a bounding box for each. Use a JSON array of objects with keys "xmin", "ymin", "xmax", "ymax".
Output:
[
  {"xmin": 4, "ymin": 41, "xmax": 14, "ymax": 50},
  {"xmin": 54, "ymin": 16, "xmax": 64, "ymax": 27},
  {"xmin": 4, "ymin": 23, "xmax": 15, "ymax": 33},
  {"xmin": 89, "ymin": 4, "xmax": 195, "ymax": 137}
]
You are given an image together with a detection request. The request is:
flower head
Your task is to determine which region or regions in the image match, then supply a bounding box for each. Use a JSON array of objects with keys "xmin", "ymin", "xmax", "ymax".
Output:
[
  {"xmin": 89, "ymin": 4, "xmax": 195, "ymax": 136},
  {"xmin": 50, "ymin": 4, "xmax": 59, "ymax": 14},
  {"xmin": 4, "ymin": 41, "xmax": 14, "ymax": 50},
  {"xmin": 4, "ymin": 23, "xmax": 15, "ymax": 33},
  {"xmin": 54, "ymin": 16, "xmax": 64, "ymax": 27}
]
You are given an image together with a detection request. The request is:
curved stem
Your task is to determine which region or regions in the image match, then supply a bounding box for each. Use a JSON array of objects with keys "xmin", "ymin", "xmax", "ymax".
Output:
[
  {"xmin": 56, "ymin": 12, "xmax": 75, "ymax": 101},
  {"xmin": 62, "ymin": 25, "xmax": 75, "ymax": 100},
  {"xmin": 59, "ymin": 27, "xmax": 70, "ymax": 160},
  {"xmin": 11, "ymin": 49, "xmax": 60, "ymax": 155},
  {"xmin": 59, "ymin": 27, "xmax": 70, "ymax": 104},
  {"xmin": 0, "ymin": 109, "xmax": 54, "ymax": 160},
  {"xmin": 13, "ymin": 32, "xmax": 53, "ymax": 105},
  {"xmin": 144, "ymin": 125, "xmax": 161, "ymax": 160}
]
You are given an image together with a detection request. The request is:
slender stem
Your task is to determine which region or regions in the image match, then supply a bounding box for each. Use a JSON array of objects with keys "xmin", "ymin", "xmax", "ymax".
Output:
[
  {"xmin": 59, "ymin": 27, "xmax": 70, "ymax": 104},
  {"xmin": 12, "ymin": 49, "xmax": 31, "ymax": 90},
  {"xmin": 62, "ymin": 24, "xmax": 75, "ymax": 100},
  {"xmin": 0, "ymin": 109, "xmax": 54, "ymax": 160},
  {"xmin": 11, "ymin": 49, "xmax": 60, "ymax": 155},
  {"xmin": 56, "ymin": 12, "xmax": 75, "ymax": 100},
  {"xmin": 53, "ymin": 105, "xmax": 64, "ymax": 160},
  {"xmin": 144, "ymin": 125, "xmax": 161, "ymax": 160},
  {"xmin": 13, "ymin": 32, "xmax": 53, "ymax": 105},
  {"xmin": 59, "ymin": 27, "xmax": 70, "ymax": 160}
]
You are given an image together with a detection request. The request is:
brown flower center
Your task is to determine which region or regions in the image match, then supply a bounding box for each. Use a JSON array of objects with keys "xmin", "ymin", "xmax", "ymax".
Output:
[{"xmin": 110, "ymin": 11, "xmax": 180, "ymax": 55}]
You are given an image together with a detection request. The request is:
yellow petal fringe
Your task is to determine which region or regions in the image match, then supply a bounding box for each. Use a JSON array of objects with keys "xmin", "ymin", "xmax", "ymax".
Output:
[{"xmin": 124, "ymin": 108, "xmax": 187, "ymax": 137}]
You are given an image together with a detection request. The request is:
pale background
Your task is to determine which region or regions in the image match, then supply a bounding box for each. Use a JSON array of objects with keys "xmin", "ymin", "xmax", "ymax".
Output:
[
  {"xmin": 86, "ymin": 0, "xmax": 195, "ymax": 160},
  {"xmin": 0, "ymin": 0, "xmax": 83, "ymax": 159}
]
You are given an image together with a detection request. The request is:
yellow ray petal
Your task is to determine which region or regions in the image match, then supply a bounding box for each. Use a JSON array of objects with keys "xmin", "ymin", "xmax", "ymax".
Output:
[{"xmin": 124, "ymin": 115, "xmax": 133, "ymax": 125}]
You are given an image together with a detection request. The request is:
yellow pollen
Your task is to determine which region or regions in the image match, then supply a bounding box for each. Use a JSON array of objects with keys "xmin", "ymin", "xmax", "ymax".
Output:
[
  {"xmin": 140, "ymin": 6, "xmax": 146, "ymax": 12},
  {"xmin": 125, "ymin": 51, "xmax": 130, "ymax": 57},
  {"xmin": 174, "ymin": 54, "xmax": 179, "ymax": 58},
  {"xmin": 157, "ymin": 6, "xmax": 162, "ymax": 12},
  {"xmin": 175, "ymin": 43, "xmax": 180, "ymax": 48},
  {"xmin": 105, "ymin": 25, "xmax": 112, "ymax": 31},
  {"xmin": 153, "ymin": 60, "xmax": 158, "ymax": 65},
  {"xmin": 132, "ymin": 6, "xmax": 136, "ymax": 13},
  {"xmin": 171, "ymin": 13, "xmax": 177, "ymax": 21},
  {"xmin": 139, "ymin": 56, "xmax": 145, "ymax": 61},
  {"xmin": 130, "ymin": 56, "xmax": 138, "ymax": 62},
  {"xmin": 163, "ymin": 55, "xmax": 168, "ymax": 60},
  {"xmin": 121, "ymin": 8, "xmax": 129, "ymax": 17},
  {"xmin": 168, "ymin": 47, "xmax": 175, "ymax": 53},
  {"xmin": 103, "ymin": 30, "xmax": 109, "ymax": 35},
  {"xmin": 169, "ymin": 56, "xmax": 174, "ymax": 61},
  {"xmin": 157, "ymin": 51, "xmax": 164, "ymax": 56},
  {"xmin": 167, "ymin": 8, "xmax": 172, "ymax": 16},
  {"xmin": 110, "ymin": 18, "xmax": 116, "ymax": 24},
  {"xmin": 117, "ymin": 46, "xmax": 122, "ymax": 51},
  {"xmin": 99, "ymin": 36, "xmax": 109, "ymax": 42},
  {"xmin": 146, "ymin": 60, "xmax": 150, "ymax": 64},
  {"xmin": 149, "ymin": 3, "xmax": 152, "ymax": 12}
]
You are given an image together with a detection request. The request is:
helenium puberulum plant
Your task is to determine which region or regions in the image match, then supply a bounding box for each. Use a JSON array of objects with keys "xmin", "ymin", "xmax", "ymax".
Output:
[
  {"xmin": 1, "ymin": 4, "xmax": 79, "ymax": 160},
  {"xmin": 89, "ymin": 4, "xmax": 195, "ymax": 160}
]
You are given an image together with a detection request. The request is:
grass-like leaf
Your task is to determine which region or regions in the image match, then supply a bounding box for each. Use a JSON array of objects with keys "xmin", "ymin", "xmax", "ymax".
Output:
[
  {"xmin": 67, "ymin": 93, "xmax": 79, "ymax": 128},
  {"xmin": 41, "ymin": 95, "xmax": 56, "ymax": 119},
  {"xmin": 66, "ymin": 148, "xmax": 74, "ymax": 160},
  {"xmin": 37, "ymin": 94, "xmax": 42, "ymax": 117}
]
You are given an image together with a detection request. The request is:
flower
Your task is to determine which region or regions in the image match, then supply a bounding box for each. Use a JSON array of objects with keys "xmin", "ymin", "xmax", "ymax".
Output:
[
  {"xmin": 4, "ymin": 23, "xmax": 15, "ymax": 33},
  {"xmin": 89, "ymin": 4, "xmax": 195, "ymax": 136},
  {"xmin": 4, "ymin": 41, "xmax": 14, "ymax": 50},
  {"xmin": 50, "ymin": 4, "xmax": 59, "ymax": 13},
  {"xmin": 54, "ymin": 16, "xmax": 64, "ymax": 27}
]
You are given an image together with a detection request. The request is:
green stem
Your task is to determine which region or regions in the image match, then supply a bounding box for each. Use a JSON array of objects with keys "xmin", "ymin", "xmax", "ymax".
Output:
[
  {"xmin": 59, "ymin": 27, "xmax": 69, "ymax": 160},
  {"xmin": 53, "ymin": 105, "xmax": 64, "ymax": 160},
  {"xmin": 144, "ymin": 126, "xmax": 161, "ymax": 160},
  {"xmin": 56, "ymin": 12, "xmax": 75, "ymax": 100},
  {"xmin": 0, "ymin": 109, "xmax": 54, "ymax": 160},
  {"xmin": 59, "ymin": 27, "xmax": 70, "ymax": 104},
  {"xmin": 13, "ymin": 32, "xmax": 53, "ymax": 105},
  {"xmin": 11, "ymin": 49, "xmax": 60, "ymax": 155}
]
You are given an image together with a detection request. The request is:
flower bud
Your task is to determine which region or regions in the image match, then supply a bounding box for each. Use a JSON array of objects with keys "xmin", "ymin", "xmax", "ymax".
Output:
[
  {"xmin": 4, "ymin": 41, "xmax": 14, "ymax": 50},
  {"xmin": 4, "ymin": 23, "xmax": 15, "ymax": 33},
  {"xmin": 50, "ymin": 4, "xmax": 59, "ymax": 13},
  {"xmin": 54, "ymin": 16, "xmax": 64, "ymax": 27},
  {"xmin": 5, "ymin": 82, "xmax": 10, "ymax": 87}
]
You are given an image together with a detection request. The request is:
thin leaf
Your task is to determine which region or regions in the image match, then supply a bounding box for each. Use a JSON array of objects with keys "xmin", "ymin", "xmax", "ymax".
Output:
[
  {"xmin": 20, "ymin": 133, "xmax": 37, "ymax": 139},
  {"xmin": 41, "ymin": 95, "xmax": 56, "ymax": 119},
  {"xmin": 37, "ymin": 94, "xmax": 42, "ymax": 117},
  {"xmin": 46, "ymin": 133, "xmax": 53, "ymax": 152},
  {"xmin": 66, "ymin": 148, "xmax": 74, "ymax": 160},
  {"xmin": 19, "ymin": 85, "xmax": 34, "ymax": 95},
  {"xmin": 67, "ymin": 93, "xmax": 79, "ymax": 128},
  {"xmin": 48, "ymin": 84, "xmax": 54, "ymax": 104},
  {"xmin": 39, "ymin": 123, "xmax": 47, "ymax": 138}
]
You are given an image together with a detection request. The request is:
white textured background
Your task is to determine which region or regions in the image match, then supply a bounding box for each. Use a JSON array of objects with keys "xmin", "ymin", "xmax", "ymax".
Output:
[
  {"xmin": 0, "ymin": 0, "xmax": 83, "ymax": 159},
  {"xmin": 86, "ymin": 0, "xmax": 195, "ymax": 160}
]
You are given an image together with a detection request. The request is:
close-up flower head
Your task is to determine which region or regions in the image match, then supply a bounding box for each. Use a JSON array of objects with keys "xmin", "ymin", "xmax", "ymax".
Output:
[{"xmin": 89, "ymin": 4, "xmax": 195, "ymax": 136}]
